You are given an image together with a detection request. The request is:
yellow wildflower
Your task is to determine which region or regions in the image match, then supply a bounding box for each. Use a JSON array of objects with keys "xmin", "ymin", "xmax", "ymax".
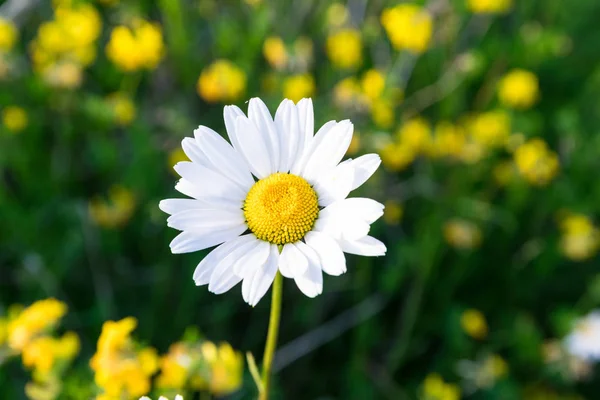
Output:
[
  {"xmin": 431, "ymin": 122, "xmax": 467, "ymax": 159},
  {"xmin": 467, "ymin": 0, "xmax": 512, "ymax": 14},
  {"xmin": 106, "ymin": 20, "xmax": 164, "ymax": 72},
  {"xmin": 333, "ymin": 77, "xmax": 368, "ymax": 110},
  {"xmin": 22, "ymin": 332, "xmax": 80, "ymax": 376},
  {"xmin": 383, "ymin": 200, "xmax": 403, "ymax": 225},
  {"xmin": 2, "ymin": 106, "xmax": 28, "ymax": 133},
  {"xmin": 107, "ymin": 93, "xmax": 136, "ymax": 126},
  {"xmin": 88, "ymin": 185, "xmax": 136, "ymax": 229},
  {"xmin": 460, "ymin": 309, "xmax": 488, "ymax": 339},
  {"xmin": 397, "ymin": 118, "xmax": 432, "ymax": 155},
  {"xmin": 326, "ymin": 3, "xmax": 349, "ymax": 28},
  {"xmin": 94, "ymin": 317, "xmax": 137, "ymax": 355},
  {"xmin": 206, "ymin": 342, "xmax": 244, "ymax": 396},
  {"xmin": 370, "ymin": 98, "xmax": 394, "ymax": 129},
  {"xmin": 0, "ymin": 18, "xmax": 18, "ymax": 52},
  {"xmin": 467, "ymin": 110, "xmax": 511, "ymax": 149},
  {"xmin": 326, "ymin": 28, "xmax": 362, "ymax": 69},
  {"xmin": 381, "ymin": 143, "xmax": 415, "ymax": 171},
  {"xmin": 263, "ymin": 36, "xmax": 288, "ymax": 70},
  {"xmin": 422, "ymin": 373, "xmax": 461, "ymax": 400},
  {"xmin": 283, "ymin": 74, "xmax": 315, "ymax": 103},
  {"xmin": 7, "ymin": 299, "xmax": 67, "ymax": 351},
  {"xmin": 41, "ymin": 61, "xmax": 83, "ymax": 89},
  {"xmin": 361, "ymin": 69, "xmax": 385, "ymax": 101},
  {"xmin": 156, "ymin": 343, "xmax": 190, "ymax": 389},
  {"xmin": 444, "ymin": 219, "xmax": 482, "ymax": 250},
  {"xmin": 559, "ymin": 213, "xmax": 600, "ymax": 261},
  {"xmin": 197, "ymin": 60, "xmax": 247, "ymax": 103},
  {"xmin": 513, "ymin": 138, "xmax": 559, "ymax": 186},
  {"xmin": 498, "ymin": 69, "xmax": 539, "ymax": 109},
  {"xmin": 381, "ymin": 4, "xmax": 433, "ymax": 54}
]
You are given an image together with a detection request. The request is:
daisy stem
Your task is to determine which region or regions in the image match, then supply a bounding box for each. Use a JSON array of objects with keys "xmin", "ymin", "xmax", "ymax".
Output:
[{"xmin": 260, "ymin": 271, "xmax": 283, "ymax": 400}]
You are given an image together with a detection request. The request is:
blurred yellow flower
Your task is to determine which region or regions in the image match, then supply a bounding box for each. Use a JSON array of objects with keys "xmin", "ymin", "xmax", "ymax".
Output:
[
  {"xmin": 91, "ymin": 317, "xmax": 158, "ymax": 399},
  {"xmin": 89, "ymin": 185, "xmax": 136, "ymax": 229},
  {"xmin": 461, "ymin": 309, "xmax": 488, "ymax": 339},
  {"xmin": 204, "ymin": 342, "xmax": 244, "ymax": 396},
  {"xmin": 326, "ymin": 3, "xmax": 350, "ymax": 28},
  {"xmin": 397, "ymin": 117, "xmax": 433, "ymax": 155},
  {"xmin": 422, "ymin": 373, "xmax": 461, "ymax": 400},
  {"xmin": 7, "ymin": 298, "xmax": 67, "ymax": 351},
  {"xmin": 505, "ymin": 132, "xmax": 525, "ymax": 153},
  {"xmin": 22, "ymin": 332, "xmax": 80, "ymax": 376},
  {"xmin": 0, "ymin": 18, "xmax": 18, "ymax": 52},
  {"xmin": 333, "ymin": 77, "xmax": 368, "ymax": 110},
  {"xmin": 381, "ymin": 4, "xmax": 433, "ymax": 54},
  {"xmin": 41, "ymin": 61, "xmax": 83, "ymax": 89},
  {"xmin": 263, "ymin": 36, "xmax": 288, "ymax": 70},
  {"xmin": 513, "ymin": 138, "xmax": 559, "ymax": 186},
  {"xmin": 383, "ymin": 200, "xmax": 403, "ymax": 225},
  {"xmin": 370, "ymin": 98, "xmax": 394, "ymax": 129},
  {"xmin": 107, "ymin": 93, "xmax": 136, "ymax": 126},
  {"xmin": 444, "ymin": 219, "xmax": 482, "ymax": 250},
  {"xmin": 197, "ymin": 60, "xmax": 246, "ymax": 103},
  {"xmin": 2, "ymin": 106, "xmax": 28, "ymax": 133},
  {"xmin": 106, "ymin": 20, "xmax": 164, "ymax": 72},
  {"xmin": 169, "ymin": 147, "xmax": 189, "ymax": 170},
  {"xmin": 498, "ymin": 69, "xmax": 539, "ymax": 109},
  {"xmin": 467, "ymin": 0, "xmax": 512, "ymax": 14},
  {"xmin": 381, "ymin": 143, "xmax": 415, "ymax": 171},
  {"xmin": 361, "ymin": 69, "xmax": 385, "ymax": 101},
  {"xmin": 559, "ymin": 213, "xmax": 600, "ymax": 261},
  {"xmin": 431, "ymin": 122, "xmax": 467, "ymax": 159},
  {"xmin": 283, "ymin": 74, "xmax": 315, "ymax": 103},
  {"xmin": 326, "ymin": 28, "xmax": 362, "ymax": 69},
  {"xmin": 467, "ymin": 110, "xmax": 511, "ymax": 149}
]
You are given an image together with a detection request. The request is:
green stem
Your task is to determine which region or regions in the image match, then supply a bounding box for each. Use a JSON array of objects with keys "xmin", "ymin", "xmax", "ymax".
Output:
[{"xmin": 259, "ymin": 272, "xmax": 283, "ymax": 400}]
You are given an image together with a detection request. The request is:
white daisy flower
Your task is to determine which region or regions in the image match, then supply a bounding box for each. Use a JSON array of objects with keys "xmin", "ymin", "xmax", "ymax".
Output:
[
  {"xmin": 564, "ymin": 310, "xmax": 600, "ymax": 362},
  {"xmin": 160, "ymin": 98, "xmax": 386, "ymax": 306}
]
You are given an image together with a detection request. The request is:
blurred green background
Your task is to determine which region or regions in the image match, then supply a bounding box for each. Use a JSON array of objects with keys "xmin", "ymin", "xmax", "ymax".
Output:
[{"xmin": 1, "ymin": 0, "xmax": 600, "ymax": 398}]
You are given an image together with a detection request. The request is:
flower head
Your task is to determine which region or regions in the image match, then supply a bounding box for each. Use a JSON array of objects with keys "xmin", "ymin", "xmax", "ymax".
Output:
[
  {"xmin": 0, "ymin": 18, "xmax": 18, "ymax": 52},
  {"xmin": 197, "ymin": 60, "xmax": 246, "ymax": 103},
  {"xmin": 513, "ymin": 138, "xmax": 559, "ymax": 186},
  {"xmin": 381, "ymin": 4, "xmax": 433, "ymax": 54},
  {"xmin": 467, "ymin": 0, "xmax": 512, "ymax": 14},
  {"xmin": 106, "ymin": 19, "xmax": 164, "ymax": 72},
  {"xmin": 326, "ymin": 29, "xmax": 362, "ymax": 69},
  {"xmin": 2, "ymin": 106, "xmax": 28, "ymax": 133},
  {"xmin": 559, "ymin": 213, "xmax": 600, "ymax": 261},
  {"xmin": 283, "ymin": 74, "xmax": 315, "ymax": 103},
  {"xmin": 7, "ymin": 298, "xmax": 67, "ymax": 351},
  {"xmin": 461, "ymin": 309, "xmax": 488, "ymax": 339},
  {"xmin": 564, "ymin": 311, "xmax": 600, "ymax": 362},
  {"xmin": 160, "ymin": 98, "xmax": 386, "ymax": 305},
  {"xmin": 444, "ymin": 219, "xmax": 482, "ymax": 250},
  {"xmin": 498, "ymin": 69, "xmax": 539, "ymax": 109}
]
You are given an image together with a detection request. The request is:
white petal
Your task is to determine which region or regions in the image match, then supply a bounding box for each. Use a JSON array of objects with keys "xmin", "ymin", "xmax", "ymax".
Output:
[
  {"xmin": 223, "ymin": 105, "xmax": 245, "ymax": 150},
  {"xmin": 313, "ymin": 162, "xmax": 355, "ymax": 207},
  {"xmin": 174, "ymin": 162, "xmax": 246, "ymax": 204},
  {"xmin": 291, "ymin": 119, "xmax": 335, "ymax": 176},
  {"xmin": 340, "ymin": 235, "xmax": 387, "ymax": 256},
  {"xmin": 242, "ymin": 244, "xmax": 279, "ymax": 306},
  {"xmin": 208, "ymin": 238, "xmax": 263, "ymax": 294},
  {"xmin": 194, "ymin": 126, "xmax": 254, "ymax": 189},
  {"xmin": 301, "ymin": 120, "xmax": 354, "ymax": 183},
  {"xmin": 181, "ymin": 137, "xmax": 211, "ymax": 169},
  {"xmin": 293, "ymin": 242, "xmax": 323, "ymax": 298},
  {"xmin": 159, "ymin": 198, "xmax": 207, "ymax": 215},
  {"xmin": 232, "ymin": 239, "xmax": 271, "ymax": 279},
  {"xmin": 234, "ymin": 116, "xmax": 273, "ymax": 178},
  {"xmin": 169, "ymin": 225, "xmax": 247, "ymax": 254},
  {"xmin": 296, "ymin": 98, "xmax": 314, "ymax": 155},
  {"xmin": 321, "ymin": 198, "xmax": 385, "ymax": 224},
  {"xmin": 278, "ymin": 243, "xmax": 308, "ymax": 278},
  {"xmin": 248, "ymin": 98, "xmax": 280, "ymax": 173},
  {"xmin": 274, "ymin": 99, "xmax": 301, "ymax": 173},
  {"xmin": 314, "ymin": 215, "xmax": 370, "ymax": 241},
  {"xmin": 173, "ymin": 181, "xmax": 242, "ymax": 210},
  {"xmin": 347, "ymin": 154, "xmax": 381, "ymax": 191},
  {"xmin": 193, "ymin": 235, "xmax": 255, "ymax": 286},
  {"xmin": 167, "ymin": 208, "xmax": 244, "ymax": 232},
  {"xmin": 305, "ymin": 231, "xmax": 346, "ymax": 276}
]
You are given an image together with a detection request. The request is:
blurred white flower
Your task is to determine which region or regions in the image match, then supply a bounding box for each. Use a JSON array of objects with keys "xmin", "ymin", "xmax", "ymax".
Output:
[
  {"xmin": 160, "ymin": 98, "xmax": 386, "ymax": 306},
  {"xmin": 564, "ymin": 311, "xmax": 600, "ymax": 362}
]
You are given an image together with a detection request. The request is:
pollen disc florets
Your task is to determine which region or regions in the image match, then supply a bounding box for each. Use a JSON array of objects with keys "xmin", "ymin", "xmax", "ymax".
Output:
[{"xmin": 244, "ymin": 173, "xmax": 319, "ymax": 245}]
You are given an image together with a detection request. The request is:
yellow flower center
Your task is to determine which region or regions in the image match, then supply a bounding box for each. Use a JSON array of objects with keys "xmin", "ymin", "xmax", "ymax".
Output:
[{"xmin": 244, "ymin": 173, "xmax": 319, "ymax": 245}]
